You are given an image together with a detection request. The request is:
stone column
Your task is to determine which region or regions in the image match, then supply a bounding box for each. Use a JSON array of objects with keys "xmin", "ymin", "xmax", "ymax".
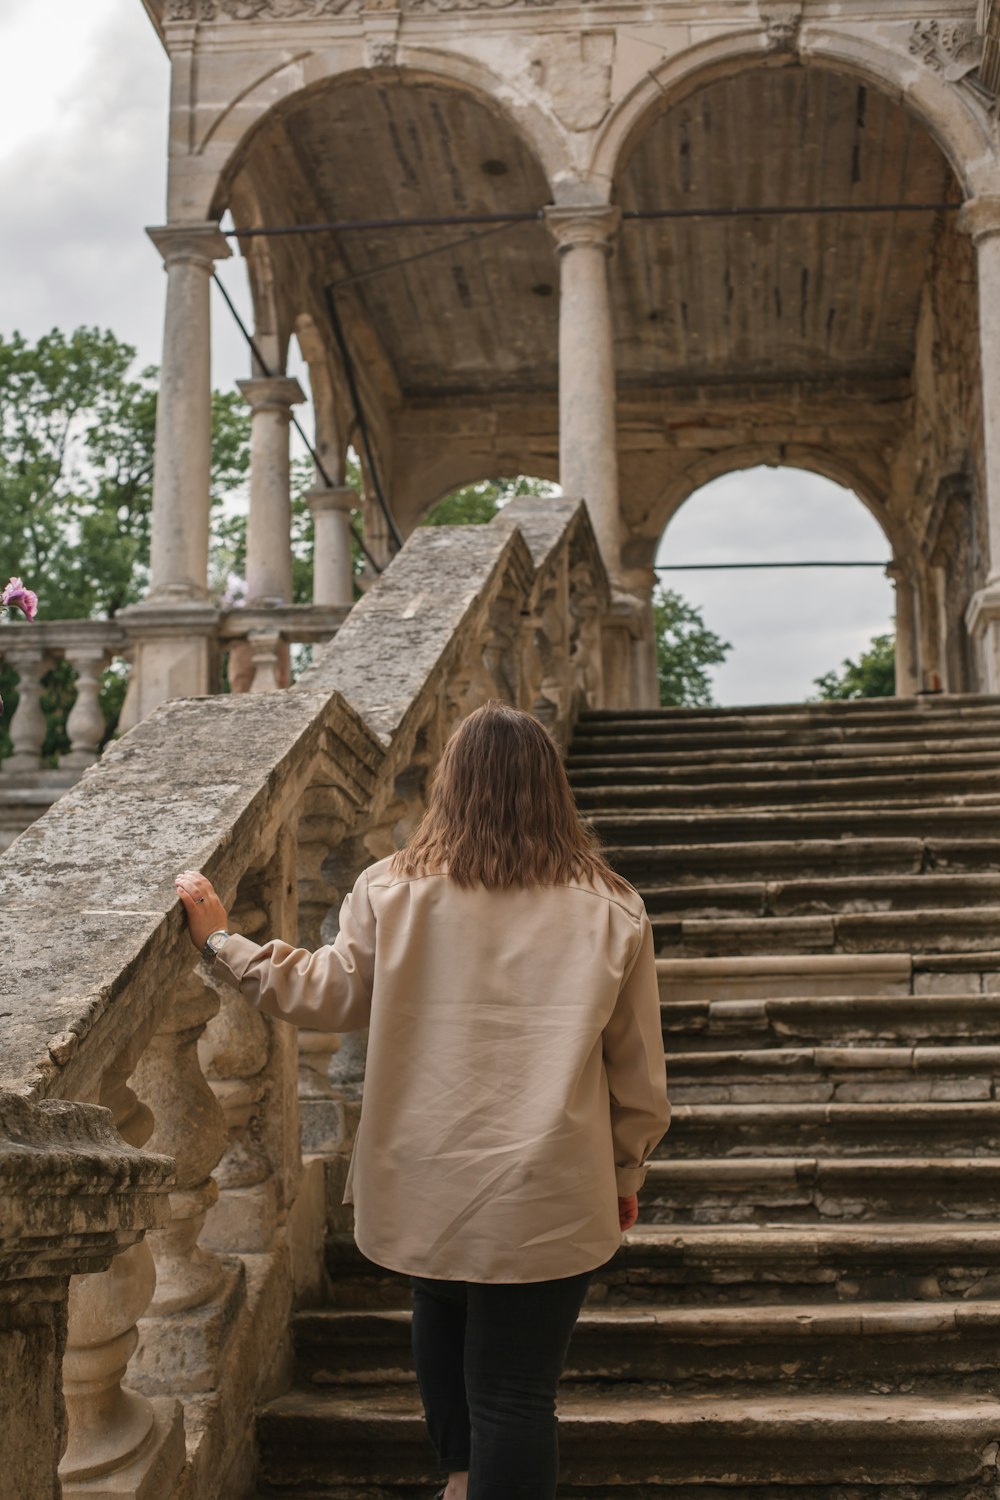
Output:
[
  {"xmin": 238, "ymin": 376, "xmax": 305, "ymax": 606},
  {"xmin": 545, "ymin": 205, "xmax": 623, "ymax": 582},
  {"xmin": 307, "ymin": 486, "xmax": 357, "ymax": 607},
  {"xmin": 147, "ymin": 224, "xmax": 230, "ymax": 601},
  {"xmin": 886, "ymin": 561, "xmax": 919, "ymax": 697},
  {"xmin": 959, "ymin": 197, "xmax": 1000, "ymax": 687},
  {"xmin": 120, "ymin": 223, "xmax": 229, "ymax": 722}
]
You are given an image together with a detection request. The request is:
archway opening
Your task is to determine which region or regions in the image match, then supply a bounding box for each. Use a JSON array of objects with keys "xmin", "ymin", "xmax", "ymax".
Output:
[{"xmin": 655, "ymin": 466, "xmax": 895, "ymax": 705}]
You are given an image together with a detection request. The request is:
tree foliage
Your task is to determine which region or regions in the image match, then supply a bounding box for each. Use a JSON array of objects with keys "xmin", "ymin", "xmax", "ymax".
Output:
[
  {"xmin": 653, "ymin": 585, "xmax": 731, "ymax": 707},
  {"xmin": 813, "ymin": 632, "xmax": 896, "ymax": 700},
  {"xmin": 0, "ymin": 326, "xmax": 251, "ymax": 760}
]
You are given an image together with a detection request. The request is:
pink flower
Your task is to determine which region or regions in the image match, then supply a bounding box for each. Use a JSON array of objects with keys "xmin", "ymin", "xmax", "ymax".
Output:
[{"xmin": 2, "ymin": 578, "xmax": 37, "ymax": 621}]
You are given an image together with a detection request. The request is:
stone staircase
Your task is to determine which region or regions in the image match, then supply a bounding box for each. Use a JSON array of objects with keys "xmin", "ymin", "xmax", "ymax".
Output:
[{"xmin": 255, "ymin": 696, "xmax": 1000, "ymax": 1498}]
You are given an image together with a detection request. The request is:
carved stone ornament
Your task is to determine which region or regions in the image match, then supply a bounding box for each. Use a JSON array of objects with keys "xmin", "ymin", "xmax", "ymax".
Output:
[
  {"xmin": 908, "ymin": 18, "xmax": 983, "ymax": 81},
  {"xmin": 165, "ymin": 0, "xmax": 358, "ymax": 19},
  {"xmin": 760, "ymin": 2, "xmax": 802, "ymax": 52},
  {"xmin": 406, "ymin": 0, "xmax": 557, "ymax": 12},
  {"xmin": 367, "ymin": 35, "xmax": 398, "ymax": 65}
]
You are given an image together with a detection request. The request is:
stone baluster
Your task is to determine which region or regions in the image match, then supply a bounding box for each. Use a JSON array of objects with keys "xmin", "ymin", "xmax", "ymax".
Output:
[
  {"xmin": 545, "ymin": 204, "xmax": 623, "ymax": 584},
  {"xmin": 59, "ymin": 1039, "xmax": 184, "ymax": 1496},
  {"xmin": 62, "ymin": 645, "xmax": 109, "ymax": 769},
  {"xmin": 248, "ymin": 627, "xmax": 285, "ymax": 693},
  {"xmin": 308, "ymin": 485, "xmax": 358, "ymax": 607},
  {"xmin": 199, "ymin": 899, "xmax": 277, "ymax": 1252},
  {"xmin": 5, "ymin": 648, "xmax": 49, "ymax": 772},
  {"xmin": 129, "ymin": 970, "xmax": 240, "ymax": 1394}
]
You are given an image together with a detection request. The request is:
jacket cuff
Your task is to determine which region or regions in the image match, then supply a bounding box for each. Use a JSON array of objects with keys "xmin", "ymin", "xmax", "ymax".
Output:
[
  {"xmin": 211, "ymin": 932, "xmax": 263, "ymax": 987},
  {"xmin": 615, "ymin": 1165, "xmax": 647, "ymax": 1197}
]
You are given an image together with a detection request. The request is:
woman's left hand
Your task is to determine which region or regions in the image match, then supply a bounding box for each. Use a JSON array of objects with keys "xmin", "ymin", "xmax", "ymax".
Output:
[{"xmin": 175, "ymin": 869, "xmax": 229, "ymax": 951}]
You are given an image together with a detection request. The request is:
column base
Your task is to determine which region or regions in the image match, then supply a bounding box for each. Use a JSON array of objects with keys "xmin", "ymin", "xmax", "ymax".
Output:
[
  {"xmin": 965, "ymin": 583, "xmax": 1000, "ymax": 692},
  {"xmin": 60, "ymin": 1397, "xmax": 184, "ymax": 1500},
  {"xmin": 118, "ymin": 601, "xmax": 221, "ymax": 728}
]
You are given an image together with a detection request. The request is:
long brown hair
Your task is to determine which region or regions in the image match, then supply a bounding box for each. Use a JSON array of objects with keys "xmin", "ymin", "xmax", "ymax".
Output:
[{"xmin": 391, "ymin": 700, "xmax": 633, "ymax": 895}]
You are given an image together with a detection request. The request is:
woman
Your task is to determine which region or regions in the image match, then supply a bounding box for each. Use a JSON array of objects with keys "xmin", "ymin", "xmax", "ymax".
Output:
[{"xmin": 176, "ymin": 700, "xmax": 670, "ymax": 1500}]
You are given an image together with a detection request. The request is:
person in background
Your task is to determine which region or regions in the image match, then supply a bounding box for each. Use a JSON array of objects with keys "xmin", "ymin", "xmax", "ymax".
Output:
[{"xmin": 176, "ymin": 699, "xmax": 670, "ymax": 1500}]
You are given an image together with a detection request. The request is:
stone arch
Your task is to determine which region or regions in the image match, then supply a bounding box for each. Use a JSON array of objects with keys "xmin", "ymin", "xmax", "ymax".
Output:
[
  {"xmin": 205, "ymin": 55, "xmax": 569, "ymax": 223},
  {"xmin": 651, "ymin": 445, "xmax": 903, "ymax": 564},
  {"xmin": 590, "ymin": 26, "xmax": 995, "ymax": 196},
  {"xmin": 393, "ymin": 457, "xmax": 560, "ymax": 538}
]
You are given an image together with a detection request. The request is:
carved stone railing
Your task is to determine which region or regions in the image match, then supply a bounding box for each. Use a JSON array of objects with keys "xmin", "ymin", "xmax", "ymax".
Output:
[
  {"xmin": 0, "ymin": 497, "xmax": 612, "ymax": 1500},
  {"xmin": 0, "ymin": 605, "xmax": 351, "ymax": 851}
]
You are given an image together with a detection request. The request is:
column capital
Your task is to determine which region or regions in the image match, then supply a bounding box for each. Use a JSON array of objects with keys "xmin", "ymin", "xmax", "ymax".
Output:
[
  {"xmin": 306, "ymin": 484, "xmax": 359, "ymax": 516},
  {"xmin": 146, "ymin": 222, "xmax": 231, "ymax": 270},
  {"xmin": 957, "ymin": 196, "xmax": 1000, "ymax": 245},
  {"xmin": 237, "ymin": 375, "xmax": 306, "ymax": 415},
  {"xmin": 544, "ymin": 204, "xmax": 622, "ymax": 255}
]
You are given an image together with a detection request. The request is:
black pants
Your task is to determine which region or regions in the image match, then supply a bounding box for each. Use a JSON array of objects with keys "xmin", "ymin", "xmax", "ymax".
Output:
[{"xmin": 410, "ymin": 1270, "xmax": 593, "ymax": 1500}]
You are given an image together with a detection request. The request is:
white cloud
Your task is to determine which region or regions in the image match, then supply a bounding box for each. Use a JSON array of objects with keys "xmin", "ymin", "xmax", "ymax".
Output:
[{"xmin": 655, "ymin": 468, "xmax": 895, "ymax": 705}]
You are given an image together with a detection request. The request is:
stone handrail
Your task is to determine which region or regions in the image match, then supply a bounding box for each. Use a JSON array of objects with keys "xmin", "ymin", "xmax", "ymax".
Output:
[{"xmin": 0, "ymin": 497, "xmax": 612, "ymax": 1500}]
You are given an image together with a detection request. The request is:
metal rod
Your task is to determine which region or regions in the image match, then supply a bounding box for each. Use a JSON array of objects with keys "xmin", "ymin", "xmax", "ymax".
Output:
[
  {"xmin": 323, "ymin": 282, "xmax": 404, "ymax": 553},
  {"xmin": 656, "ymin": 561, "xmax": 890, "ymax": 571},
  {"xmin": 625, "ymin": 201, "xmax": 960, "ymax": 222},
  {"xmin": 211, "ymin": 271, "xmax": 382, "ymax": 574},
  {"xmin": 225, "ymin": 202, "xmax": 960, "ymax": 239},
  {"xmin": 329, "ymin": 220, "xmax": 521, "ymax": 291},
  {"xmin": 230, "ymin": 211, "xmax": 543, "ymax": 237}
]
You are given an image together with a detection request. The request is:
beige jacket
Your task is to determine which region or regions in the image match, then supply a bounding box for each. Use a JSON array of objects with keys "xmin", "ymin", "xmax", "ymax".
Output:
[{"xmin": 214, "ymin": 856, "xmax": 671, "ymax": 1283}]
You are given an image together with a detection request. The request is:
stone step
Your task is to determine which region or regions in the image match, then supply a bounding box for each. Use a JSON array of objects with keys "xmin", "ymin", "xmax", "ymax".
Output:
[
  {"xmin": 575, "ymin": 776, "xmax": 1000, "ymax": 811},
  {"xmin": 644, "ymin": 873, "xmax": 1000, "ymax": 920},
  {"xmin": 659, "ymin": 988, "xmax": 1000, "ymax": 1049},
  {"xmin": 662, "ymin": 1045, "xmax": 1000, "ymax": 1105},
  {"xmin": 568, "ymin": 742, "xmax": 1000, "ymax": 774},
  {"xmin": 578, "ymin": 694, "xmax": 1000, "ymax": 724},
  {"xmin": 588, "ymin": 805, "xmax": 1000, "ymax": 846},
  {"xmin": 640, "ymin": 1156, "xmax": 1000, "ymax": 1222},
  {"xmin": 322, "ymin": 1222, "xmax": 1000, "ymax": 1309},
  {"xmin": 571, "ymin": 716, "xmax": 1000, "ymax": 756},
  {"xmin": 570, "ymin": 761, "xmax": 1000, "ymax": 798},
  {"xmin": 658, "ymin": 954, "xmax": 917, "ymax": 1003},
  {"xmin": 608, "ymin": 837, "xmax": 1000, "ymax": 885},
  {"xmin": 659, "ymin": 1100, "xmax": 1000, "ymax": 1156},
  {"xmin": 651, "ymin": 907, "xmax": 1000, "ymax": 958},
  {"xmin": 606, "ymin": 1221, "xmax": 1000, "ymax": 1303},
  {"xmin": 291, "ymin": 1296, "xmax": 1000, "ymax": 1392},
  {"xmin": 256, "ymin": 1384, "xmax": 1000, "ymax": 1488}
]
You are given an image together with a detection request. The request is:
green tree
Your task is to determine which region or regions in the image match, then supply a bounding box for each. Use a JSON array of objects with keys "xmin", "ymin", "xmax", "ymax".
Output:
[
  {"xmin": 424, "ymin": 475, "xmax": 555, "ymax": 527},
  {"xmin": 653, "ymin": 585, "xmax": 732, "ymax": 707},
  {"xmin": 813, "ymin": 632, "xmax": 896, "ymax": 700},
  {"xmin": 0, "ymin": 326, "xmax": 251, "ymax": 759}
]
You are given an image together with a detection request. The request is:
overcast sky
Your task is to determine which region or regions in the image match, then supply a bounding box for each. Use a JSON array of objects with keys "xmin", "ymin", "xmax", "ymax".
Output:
[{"xmin": 0, "ymin": 1, "xmax": 894, "ymax": 705}]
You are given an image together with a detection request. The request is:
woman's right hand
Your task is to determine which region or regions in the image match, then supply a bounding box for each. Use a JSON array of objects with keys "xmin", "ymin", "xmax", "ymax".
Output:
[{"xmin": 618, "ymin": 1194, "xmax": 639, "ymax": 1232}]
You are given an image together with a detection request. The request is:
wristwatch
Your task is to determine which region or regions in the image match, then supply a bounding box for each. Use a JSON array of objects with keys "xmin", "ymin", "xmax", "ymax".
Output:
[{"xmin": 201, "ymin": 929, "xmax": 232, "ymax": 965}]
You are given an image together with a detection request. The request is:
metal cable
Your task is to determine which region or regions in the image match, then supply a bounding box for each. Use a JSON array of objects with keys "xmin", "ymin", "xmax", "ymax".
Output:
[
  {"xmin": 323, "ymin": 282, "xmax": 404, "ymax": 553},
  {"xmin": 211, "ymin": 271, "xmax": 382, "ymax": 574}
]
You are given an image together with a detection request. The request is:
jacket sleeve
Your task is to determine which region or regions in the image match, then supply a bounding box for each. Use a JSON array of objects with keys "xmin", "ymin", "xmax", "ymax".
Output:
[
  {"xmin": 211, "ymin": 866, "xmax": 376, "ymax": 1033},
  {"xmin": 601, "ymin": 909, "xmax": 671, "ymax": 1196}
]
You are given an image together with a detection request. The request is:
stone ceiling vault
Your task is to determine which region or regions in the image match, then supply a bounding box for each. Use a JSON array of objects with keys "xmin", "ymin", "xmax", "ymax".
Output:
[{"xmin": 226, "ymin": 63, "xmax": 959, "ymax": 409}]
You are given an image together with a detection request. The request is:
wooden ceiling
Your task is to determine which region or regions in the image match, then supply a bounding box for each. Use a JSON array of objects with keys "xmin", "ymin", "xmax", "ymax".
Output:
[
  {"xmin": 244, "ymin": 66, "xmax": 957, "ymax": 400},
  {"xmin": 613, "ymin": 68, "xmax": 957, "ymax": 385}
]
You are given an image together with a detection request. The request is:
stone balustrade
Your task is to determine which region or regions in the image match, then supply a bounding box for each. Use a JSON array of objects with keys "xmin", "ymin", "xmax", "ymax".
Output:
[
  {"xmin": 0, "ymin": 605, "xmax": 351, "ymax": 851},
  {"xmin": 0, "ymin": 498, "xmax": 614, "ymax": 1500}
]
